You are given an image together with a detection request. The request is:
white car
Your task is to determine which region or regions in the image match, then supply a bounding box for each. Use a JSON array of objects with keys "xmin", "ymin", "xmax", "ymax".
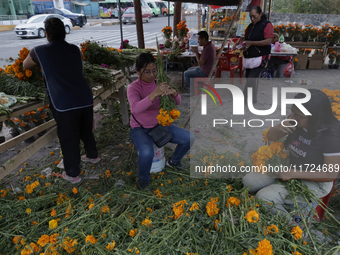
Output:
[{"xmin": 15, "ymin": 14, "xmax": 72, "ymax": 39}]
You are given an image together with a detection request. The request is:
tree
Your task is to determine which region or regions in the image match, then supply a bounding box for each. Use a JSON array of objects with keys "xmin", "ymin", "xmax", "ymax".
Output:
[{"xmin": 272, "ymin": 0, "xmax": 340, "ymax": 14}]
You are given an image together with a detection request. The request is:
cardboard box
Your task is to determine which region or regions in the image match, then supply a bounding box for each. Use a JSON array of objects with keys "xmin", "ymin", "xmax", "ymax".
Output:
[
  {"xmin": 308, "ymin": 55, "xmax": 324, "ymax": 69},
  {"xmin": 295, "ymin": 54, "xmax": 308, "ymax": 70}
]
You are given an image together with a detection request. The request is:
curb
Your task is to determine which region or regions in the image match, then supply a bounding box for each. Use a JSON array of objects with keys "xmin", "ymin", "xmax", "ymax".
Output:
[
  {"xmin": 72, "ymin": 26, "xmax": 81, "ymax": 30},
  {"xmin": 101, "ymin": 22, "xmax": 119, "ymax": 26},
  {"xmin": 0, "ymin": 25, "xmax": 16, "ymax": 32},
  {"xmin": 90, "ymin": 22, "xmax": 101, "ymax": 26}
]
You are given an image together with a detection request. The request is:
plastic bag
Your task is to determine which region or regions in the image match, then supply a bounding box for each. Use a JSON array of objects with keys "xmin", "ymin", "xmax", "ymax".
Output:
[{"xmin": 284, "ymin": 62, "xmax": 294, "ymax": 78}]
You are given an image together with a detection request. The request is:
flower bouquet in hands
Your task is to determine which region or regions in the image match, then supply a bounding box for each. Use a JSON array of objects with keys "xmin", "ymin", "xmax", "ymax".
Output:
[{"xmin": 155, "ymin": 37, "xmax": 180, "ymax": 126}]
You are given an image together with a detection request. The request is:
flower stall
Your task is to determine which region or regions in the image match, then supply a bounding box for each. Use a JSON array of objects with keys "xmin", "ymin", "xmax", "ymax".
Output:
[{"xmin": 0, "ymin": 41, "xmax": 155, "ymax": 179}]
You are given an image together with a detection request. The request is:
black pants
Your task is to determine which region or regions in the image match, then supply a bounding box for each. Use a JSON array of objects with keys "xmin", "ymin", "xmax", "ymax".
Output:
[
  {"xmin": 244, "ymin": 65, "xmax": 265, "ymax": 103},
  {"xmin": 50, "ymin": 105, "xmax": 98, "ymax": 177}
]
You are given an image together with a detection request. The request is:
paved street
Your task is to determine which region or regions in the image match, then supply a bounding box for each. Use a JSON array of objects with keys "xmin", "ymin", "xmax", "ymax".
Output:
[{"xmin": 0, "ymin": 15, "xmax": 199, "ymax": 67}]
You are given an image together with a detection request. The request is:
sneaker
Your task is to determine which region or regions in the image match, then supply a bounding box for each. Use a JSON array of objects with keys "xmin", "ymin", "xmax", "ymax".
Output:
[
  {"xmin": 138, "ymin": 180, "xmax": 154, "ymax": 193},
  {"xmin": 81, "ymin": 155, "xmax": 101, "ymax": 164},
  {"xmin": 62, "ymin": 171, "xmax": 82, "ymax": 184},
  {"xmin": 166, "ymin": 158, "xmax": 186, "ymax": 171}
]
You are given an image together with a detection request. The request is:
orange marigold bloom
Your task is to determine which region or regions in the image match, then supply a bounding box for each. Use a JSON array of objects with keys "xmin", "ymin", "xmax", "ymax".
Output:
[
  {"xmin": 106, "ymin": 241, "xmax": 116, "ymax": 251},
  {"xmin": 246, "ymin": 210, "xmax": 259, "ymax": 223},
  {"xmin": 129, "ymin": 229, "xmax": 138, "ymax": 237},
  {"xmin": 206, "ymin": 197, "xmax": 220, "ymax": 217},
  {"xmin": 85, "ymin": 235, "xmax": 98, "ymax": 244},
  {"xmin": 37, "ymin": 234, "xmax": 50, "ymax": 247},
  {"xmin": 72, "ymin": 187, "xmax": 78, "ymax": 194},
  {"xmin": 291, "ymin": 226, "xmax": 303, "ymax": 240}
]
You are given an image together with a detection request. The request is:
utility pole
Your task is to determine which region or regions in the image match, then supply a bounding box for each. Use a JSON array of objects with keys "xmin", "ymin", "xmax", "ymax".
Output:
[
  {"xmin": 173, "ymin": 2, "xmax": 181, "ymax": 37},
  {"xmin": 133, "ymin": 0, "xmax": 145, "ymax": 48}
]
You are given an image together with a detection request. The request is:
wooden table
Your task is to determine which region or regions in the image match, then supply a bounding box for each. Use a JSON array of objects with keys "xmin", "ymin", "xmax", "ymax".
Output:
[{"xmin": 0, "ymin": 70, "xmax": 128, "ymax": 179}]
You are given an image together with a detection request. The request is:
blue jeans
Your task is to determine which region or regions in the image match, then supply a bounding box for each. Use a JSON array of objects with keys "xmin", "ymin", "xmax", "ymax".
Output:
[
  {"xmin": 130, "ymin": 125, "xmax": 195, "ymax": 182},
  {"xmin": 184, "ymin": 66, "xmax": 207, "ymax": 91}
]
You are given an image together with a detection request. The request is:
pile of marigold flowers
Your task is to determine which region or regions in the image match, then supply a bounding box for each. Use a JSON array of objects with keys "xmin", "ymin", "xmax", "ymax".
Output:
[
  {"xmin": 0, "ymin": 112, "xmax": 339, "ymax": 255},
  {"xmin": 322, "ymin": 88, "xmax": 340, "ymax": 119},
  {"xmin": 0, "ymin": 47, "xmax": 42, "ymax": 81},
  {"xmin": 156, "ymin": 108, "xmax": 180, "ymax": 126}
]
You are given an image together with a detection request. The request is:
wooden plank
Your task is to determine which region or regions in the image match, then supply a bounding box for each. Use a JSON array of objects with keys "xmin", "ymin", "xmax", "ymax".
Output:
[
  {"xmin": 0, "ymin": 101, "xmax": 44, "ymax": 122},
  {"xmin": 0, "ymin": 119, "xmax": 56, "ymax": 153},
  {"xmin": 210, "ymin": 27, "xmax": 230, "ymax": 31},
  {"xmin": 93, "ymin": 88, "xmax": 114, "ymax": 107},
  {"xmin": 210, "ymin": 37, "xmax": 225, "ymax": 40},
  {"xmin": 118, "ymin": 86, "xmax": 129, "ymax": 126},
  {"xmin": 0, "ymin": 126, "xmax": 57, "ymax": 179}
]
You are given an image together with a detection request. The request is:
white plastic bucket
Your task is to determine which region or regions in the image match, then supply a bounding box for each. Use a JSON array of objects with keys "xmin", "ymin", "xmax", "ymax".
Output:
[{"xmin": 150, "ymin": 144, "xmax": 165, "ymax": 173}]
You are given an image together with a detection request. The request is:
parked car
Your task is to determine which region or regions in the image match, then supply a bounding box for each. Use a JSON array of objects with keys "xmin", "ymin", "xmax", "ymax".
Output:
[
  {"xmin": 43, "ymin": 8, "xmax": 86, "ymax": 27},
  {"xmin": 185, "ymin": 8, "xmax": 196, "ymax": 15},
  {"xmin": 147, "ymin": 1, "xmax": 160, "ymax": 17},
  {"xmin": 14, "ymin": 14, "xmax": 72, "ymax": 39},
  {"xmin": 122, "ymin": 7, "xmax": 152, "ymax": 24}
]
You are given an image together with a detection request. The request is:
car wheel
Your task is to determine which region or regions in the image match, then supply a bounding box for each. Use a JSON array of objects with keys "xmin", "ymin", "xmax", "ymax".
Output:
[
  {"xmin": 71, "ymin": 20, "xmax": 75, "ymax": 27},
  {"xmin": 80, "ymin": 25, "xmax": 83, "ymax": 28},
  {"xmin": 163, "ymin": 12, "xmax": 167, "ymax": 16},
  {"xmin": 152, "ymin": 12, "xmax": 155, "ymax": 17},
  {"xmin": 65, "ymin": 25, "xmax": 70, "ymax": 34},
  {"xmin": 21, "ymin": 37, "xmax": 27, "ymax": 39},
  {"xmin": 123, "ymin": 22, "xmax": 127, "ymax": 25},
  {"xmin": 38, "ymin": 28, "xmax": 45, "ymax": 38},
  {"xmin": 155, "ymin": 15, "xmax": 158, "ymax": 17}
]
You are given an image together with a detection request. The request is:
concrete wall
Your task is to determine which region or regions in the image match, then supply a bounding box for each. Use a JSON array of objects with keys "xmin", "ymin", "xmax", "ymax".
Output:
[{"xmin": 270, "ymin": 13, "xmax": 340, "ymax": 27}]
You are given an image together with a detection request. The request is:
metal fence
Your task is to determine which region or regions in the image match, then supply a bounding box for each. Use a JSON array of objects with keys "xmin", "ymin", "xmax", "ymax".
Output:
[{"xmin": 0, "ymin": 15, "xmax": 27, "ymax": 25}]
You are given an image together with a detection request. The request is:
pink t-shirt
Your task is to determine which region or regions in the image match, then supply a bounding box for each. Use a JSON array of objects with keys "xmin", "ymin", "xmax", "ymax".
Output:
[
  {"xmin": 127, "ymin": 77, "xmax": 181, "ymax": 129},
  {"xmin": 200, "ymin": 41, "xmax": 216, "ymax": 75}
]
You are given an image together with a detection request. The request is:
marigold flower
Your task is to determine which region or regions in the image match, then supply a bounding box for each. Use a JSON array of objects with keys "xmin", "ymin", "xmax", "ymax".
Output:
[
  {"xmin": 26, "ymin": 208, "xmax": 32, "ymax": 214},
  {"xmin": 62, "ymin": 237, "xmax": 77, "ymax": 253},
  {"xmin": 292, "ymin": 251, "xmax": 302, "ymax": 255},
  {"xmin": 189, "ymin": 202, "xmax": 199, "ymax": 211},
  {"xmin": 51, "ymin": 208, "xmax": 57, "ymax": 217},
  {"xmin": 141, "ymin": 217, "xmax": 152, "ymax": 227},
  {"xmin": 246, "ymin": 210, "xmax": 259, "ymax": 223},
  {"xmin": 85, "ymin": 235, "xmax": 98, "ymax": 244},
  {"xmin": 13, "ymin": 236, "xmax": 23, "ymax": 244},
  {"xmin": 89, "ymin": 203, "xmax": 95, "ymax": 209},
  {"xmin": 129, "ymin": 229, "xmax": 138, "ymax": 237},
  {"xmin": 173, "ymin": 200, "xmax": 187, "ymax": 219},
  {"xmin": 291, "ymin": 226, "xmax": 303, "ymax": 240},
  {"xmin": 0, "ymin": 189, "xmax": 7, "ymax": 197},
  {"xmin": 256, "ymin": 239, "xmax": 273, "ymax": 255},
  {"xmin": 226, "ymin": 197, "xmax": 241, "ymax": 207},
  {"xmin": 72, "ymin": 187, "xmax": 78, "ymax": 194},
  {"xmin": 106, "ymin": 241, "xmax": 116, "ymax": 250},
  {"xmin": 49, "ymin": 219, "xmax": 58, "ymax": 229},
  {"xmin": 264, "ymin": 225, "xmax": 279, "ymax": 235},
  {"xmin": 226, "ymin": 185, "xmax": 232, "ymax": 193},
  {"xmin": 50, "ymin": 233, "xmax": 59, "ymax": 244},
  {"xmin": 101, "ymin": 205, "xmax": 110, "ymax": 213},
  {"xmin": 37, "ymin": 235, "xmax": 50, "ymax": 247},
  {"xmin": 214, "ymin": 219, "xmax": 220, "ymax": 230},
  {"xmin": 206, "ymin": 197, "xmax": 220, "ymax": 217},
  {"xmin": 32, "ymin": 221, "xmax": 38, "ymax": 226}
]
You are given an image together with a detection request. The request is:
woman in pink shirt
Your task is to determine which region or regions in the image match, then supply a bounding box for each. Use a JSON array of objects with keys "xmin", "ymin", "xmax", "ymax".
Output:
[{"xmin": 127, "ymin": 53, "xmax": 195, "ymax": 190}]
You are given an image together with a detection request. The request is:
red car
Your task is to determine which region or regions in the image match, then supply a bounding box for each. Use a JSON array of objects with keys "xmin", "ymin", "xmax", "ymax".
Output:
[{"xmin": 122, "ymin": 7, "xmax": 152, "ymax": 24}]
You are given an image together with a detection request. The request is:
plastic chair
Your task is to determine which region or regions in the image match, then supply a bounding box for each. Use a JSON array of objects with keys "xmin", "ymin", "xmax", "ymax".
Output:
[
  {"xmin": 215, "ymin": 53, "xmax": 242, "ymax": 84},
  {"xmin": 313, "ymin": 180, "xmax": 335, "ymax": 222}
]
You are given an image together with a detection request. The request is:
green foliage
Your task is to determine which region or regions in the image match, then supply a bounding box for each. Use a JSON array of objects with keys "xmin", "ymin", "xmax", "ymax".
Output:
[{"xmin": 273, "ymin": 0, "xmax": 340, "ymax": 14}]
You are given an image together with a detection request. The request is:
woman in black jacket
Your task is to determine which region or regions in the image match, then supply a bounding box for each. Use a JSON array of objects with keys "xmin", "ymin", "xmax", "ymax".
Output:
[{"xmin": 235, "ymin": 6, "xmax": 273, "ymax": 104}]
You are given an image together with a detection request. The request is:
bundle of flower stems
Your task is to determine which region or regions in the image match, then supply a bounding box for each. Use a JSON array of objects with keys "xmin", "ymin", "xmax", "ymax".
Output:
[{"xmin": 155, "ymin": 37, "xmax": 180, "ymax": 126}]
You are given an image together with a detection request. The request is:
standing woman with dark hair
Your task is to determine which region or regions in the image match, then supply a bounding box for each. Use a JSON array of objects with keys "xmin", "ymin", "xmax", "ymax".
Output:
[
  {"xmin": 23, "ymin": 17, "xmax": 100, "ymax": 184},
  {"xmin": 234, "ymin": 5, "xmax": 274, "ymax": 103},
  {"xmin": 243, "ymin": 89, "xmax": 340, "ymax": 223},
  {"xmin": 127, "ymin": 53, "xmax": 195, "ymax": 190}
]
